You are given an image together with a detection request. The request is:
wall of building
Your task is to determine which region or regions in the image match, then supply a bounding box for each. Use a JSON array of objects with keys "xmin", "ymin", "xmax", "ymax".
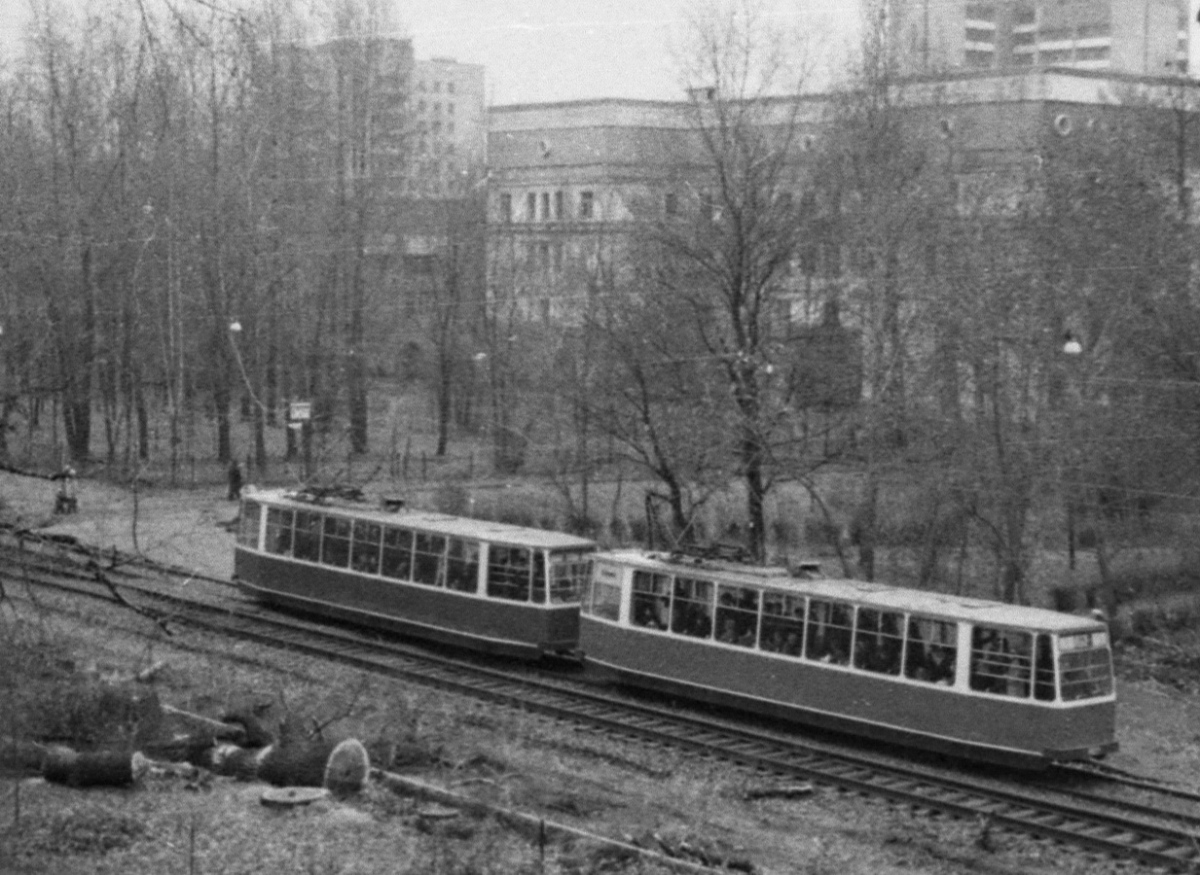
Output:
[
  {"xmin": 885, "ymin": 0, "xmax": 1196, "ymax": 77},
  {"xmin": 484, "ymin": 67, "xmax": 1200, "ymax": 325}
]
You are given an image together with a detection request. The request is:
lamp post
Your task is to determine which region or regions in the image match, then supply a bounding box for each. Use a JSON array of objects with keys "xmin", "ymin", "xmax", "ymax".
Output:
[{"xmin": 1062, "ymin": 334, "xmax": 1083, "ymax": 570}]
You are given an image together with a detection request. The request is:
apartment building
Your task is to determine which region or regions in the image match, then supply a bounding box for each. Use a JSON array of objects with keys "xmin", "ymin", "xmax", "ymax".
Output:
[
  {"xmin": 883, "ymin": 0, "xmax": 1196, "ymax": 75},
  {"xmin": 409, "ymin": 57, "xmax": 487, "ymax": 196}
]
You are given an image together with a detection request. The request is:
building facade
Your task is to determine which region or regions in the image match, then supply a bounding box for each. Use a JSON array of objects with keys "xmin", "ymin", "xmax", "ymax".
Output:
[
  {"xmin": 485, "ymin": 96, "xmax": 827, "ymax": 322},
  {"xmin": 486, "ymin": 67, "xmax": 1200, "ymax": 325},
  {"xmin": 880, "ymin": 0, "xmax": 1199, "ymax": 76},
  {"xmin": 409, "ymin": 57, "xmax": 487, "ymax": 197}
]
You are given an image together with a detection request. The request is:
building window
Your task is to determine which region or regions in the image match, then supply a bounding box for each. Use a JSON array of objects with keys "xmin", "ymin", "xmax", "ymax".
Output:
[
  {"xmin": 965, "ymin": 50, "xmax": 994, "ymax": 67},
  {"xmin": 1075, "ymin": 45, "xmax": 1110, "ymax": 61},
  {"xmin": 579, "ymin": 190, "xmax": 594, "ymax": 220},
  {"xmin": 526, "ymin": 192, "xmax": 537, "ymax": 221},
  {"xmin": 965, "ymin": 28, "xmax": 994, "ymax": 43},
  {"xmin": 448, "ymin": 102, "xmax": 455, "ymax": 114},
  {"xmin": 500, "ymin": 193, "xmax": 513, "ymax": 223},
  {"xmin": 433, "ymin": 102, "xmax": 441, "ymax": 113},
  {"xmin": 664, "ymin": 191, "xmax": 678, "ymax": 216},
  {"xmin": 1039, "ymin": 26, "xmax": 1074, "ymax": 42},
  {"xmin": 418, "ymin": 100, "xmax": 426, "ymax": 112},
  {"xmin": 404, "ymin": 254, "xmax": 435, "ymax": 275},
  {"xmin": 448, "ymin": 81, "xmax": 456, "ymax": 94},
  {"xmin": 1078, "ymin": 23, "xmax": 1110, "ymax": 39},
  {"xmin": 554, "ymin": 191, "xmax": 565, "ymax": 220},
  {"xmin": 965, "ymin": 3, "xmax": 995, "ymax": 20},
  {"xmin": 540, "ymin": 192, "xmax": 551, "ymax": 221},
  {"xmin": 433, "ymin": 81, "xmax": 441, "ymax": 93}
]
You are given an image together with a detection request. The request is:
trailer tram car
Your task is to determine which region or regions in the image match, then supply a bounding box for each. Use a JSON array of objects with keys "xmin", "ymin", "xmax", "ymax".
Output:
[
  {"xmin": 580, "ymin": 549, "xmax": 1118, "ymax": 768},
  {"xmin": 234, "ymin": 487, "xmax": 597, "ymax": 659}
]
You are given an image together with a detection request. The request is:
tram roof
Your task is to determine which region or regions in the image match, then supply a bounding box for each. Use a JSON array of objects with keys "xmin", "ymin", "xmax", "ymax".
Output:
[
  {"xmin": 244, "ymin": 487, "xmax": 597, "ymax": 551},
  {"xmin": 599, "ymin": 549, "xmax": 1101, "ymax": 632}
]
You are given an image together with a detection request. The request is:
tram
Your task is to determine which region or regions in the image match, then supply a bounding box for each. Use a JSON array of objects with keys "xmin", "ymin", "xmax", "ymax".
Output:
[
  {"xmin": 234, "ymin": 486, "xmax": 596, "ymax": 658},
  {"xmin": 579, "ymin": 548, "xmax": 1118, "ymax": 768}
]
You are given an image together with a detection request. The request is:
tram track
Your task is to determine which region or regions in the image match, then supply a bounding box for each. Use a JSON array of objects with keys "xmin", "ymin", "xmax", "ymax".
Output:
[{"xmin": 5, "ymin": 528, "xmax": 1200, "ymax": 871}]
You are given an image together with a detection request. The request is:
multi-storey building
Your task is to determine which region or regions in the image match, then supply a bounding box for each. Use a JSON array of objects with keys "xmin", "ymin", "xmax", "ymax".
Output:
[
  {"xmin": 288, "ymin": 40, "xmax": 485, "ymax": 198},
  {"xmin": 408, "ymin": 57, "xmax": 487, "ymax": 196},
  {"xmin": 881, "ymin": 0, "xmax": 1197, "ymax": 76},
  {"xmin": 284, "ymin": 40, "xmax": 488, "ymax": 372},
  {"xmin": 486, "ymin": 96, "xmax": 827, "ymax": 323},
  {"xmin": 486, "ymin": 66, "xmax": 1200, "ymax": 325}
]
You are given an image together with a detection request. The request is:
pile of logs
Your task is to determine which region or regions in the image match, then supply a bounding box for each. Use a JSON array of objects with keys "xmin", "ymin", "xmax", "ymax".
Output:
[{"xmin": 2, "ymin": 701, "xmax": 370, "ymax": 797}]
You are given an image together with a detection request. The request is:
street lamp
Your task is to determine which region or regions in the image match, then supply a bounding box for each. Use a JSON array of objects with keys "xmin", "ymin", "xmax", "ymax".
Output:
[{"xmin": 1061, "ymin": 333, "xmax": 1084, "ymax": 570}]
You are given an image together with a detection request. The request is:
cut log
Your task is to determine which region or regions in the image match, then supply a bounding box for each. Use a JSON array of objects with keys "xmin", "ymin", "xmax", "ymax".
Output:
[
  {"xmin": 206, "ymin": 743, "xmax": 268, "ymax": 780},
  {"xmin": 161, "ymin": 704, "xmax": 250, "ymax": 743},
  {"xmin": 0, "ymin": 739, "xmax": 49, "ymax": 775},
  {"xmin": 42, "ymin": 747, "xmax": 136, "ymax": 787},
  {"xmin": 256, "ymin": 738, "xmax": 370, "ymax": 796}
]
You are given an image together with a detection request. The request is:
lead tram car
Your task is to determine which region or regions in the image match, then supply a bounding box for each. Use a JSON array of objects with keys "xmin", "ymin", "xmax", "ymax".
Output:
[
  {"xmin": 580, "ymin": 549, "xmax": 1118, "ymax": 768},
  {"xmin": 234, "ymin": 486, "xmax": 597, "ymax": 658}
]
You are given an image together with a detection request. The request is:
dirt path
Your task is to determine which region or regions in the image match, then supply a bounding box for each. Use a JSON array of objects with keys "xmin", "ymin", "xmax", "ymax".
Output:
[{"xmin": 0, "ymin": 471, "xmax": 237, "ymax": 580}]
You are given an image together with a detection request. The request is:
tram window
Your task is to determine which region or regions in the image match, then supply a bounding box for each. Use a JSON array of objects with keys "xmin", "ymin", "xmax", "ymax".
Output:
[
  {"xmin": 853, "ymin": 609, "xmax": 903, "ymax": 675},
  {"xmin": 487, "ymin": 545, "xmax": 532, "ymax": 601},
  {"xmin": 631, "ymin": 570, "xmax": 671, "ymax": 629},
  {"xmin": 1059, "ymin": 633, "xmax": 1113, "ymax": 700},
  {"xmin": 381, "ymin": 527, "xmax": 414, "ymax": 580},
  {"xmin": 904, "ymin": 617, "xmax": 957, "ymax": 684},
  {"xmin": 293, "ymin": 511, "xmax": 322, "ymax": 562},
  {"xmin": 1034, "ymin": 633, "xmax": 1055, "ymax": 700},
  {"xmin": 587, "ymin": 575, "xmax": 622, "ymax": 621},
  {"xmin": 716, "ymin": 585, "xmax": 760, "ymax": 648},
  {"xmin": 413, "ymin": 532, "xmax": 447, "ymax": 587},
  {"xmin": 671, "ymin": 577, "xmax": 713, "ymax": 639},
  {"xmin": 445, "ymin": 538, "xmax": 480, "ymax": 593},
  {"xmin": 265, "ymin": 507, "xmax": 294, "ymax": 556},
  {"xmin": 351, "ymin": 521, "xmax": 381, "ymax": 575},
  {"xmin": 532, "ymin": 551, "xmax": 547, "ymax": 604},
  {"xmin": 549, "ymin": 551, "xmax": 592, "ymax": 604},
  {"xmin": 805, "ymin": 600, "xmax": 852, "ymax": 665},
  {"xmin": 321, "ymin": 516, "xmax": 352, "ymax": 568},
  {"xmin": 760, "ymin": 592, "xmax": 805, "ymax": 656},
  {"xmin": 969, "ymin": 626, "xmax": 1033, "ymax": 697},
  {"xmin": 238, "ymin": 501, "xmax": 262, "ymax": 548}
]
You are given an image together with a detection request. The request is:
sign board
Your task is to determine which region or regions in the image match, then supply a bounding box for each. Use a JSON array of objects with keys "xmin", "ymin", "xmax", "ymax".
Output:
[{"xmin": 289, "ymin": 401, "xmax": 312, "ymax": 422}]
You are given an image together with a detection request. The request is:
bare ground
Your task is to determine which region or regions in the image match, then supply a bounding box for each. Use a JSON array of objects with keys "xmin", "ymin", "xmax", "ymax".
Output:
[{"xmin": 3, "ymin": 470, "xmax": 1200, "ymax": 874}]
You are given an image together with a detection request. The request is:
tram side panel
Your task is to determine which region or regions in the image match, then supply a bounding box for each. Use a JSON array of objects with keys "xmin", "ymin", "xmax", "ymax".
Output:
[
  {"xmin": 580, "ymin": 616, "xmax": 1115, "ymax": 766},
  {"xmin": 235, "ymin": 547, "xmax": 577, "ymax": 657}
]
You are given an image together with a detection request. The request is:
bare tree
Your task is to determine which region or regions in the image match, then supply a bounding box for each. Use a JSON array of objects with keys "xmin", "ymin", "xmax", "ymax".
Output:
[{"xmin": 635, "ymin": 0, "xmax": 818, "ymax": 559}]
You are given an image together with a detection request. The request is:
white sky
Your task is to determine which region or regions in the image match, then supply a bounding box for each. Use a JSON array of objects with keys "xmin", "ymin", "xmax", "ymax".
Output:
[
  {"xmin": 0, "ymin": 0, "xmax": 863, "ymax": 105},
  {"xmin": 400, "ymin": 0, "xmax": 863, "ymax": 104}
]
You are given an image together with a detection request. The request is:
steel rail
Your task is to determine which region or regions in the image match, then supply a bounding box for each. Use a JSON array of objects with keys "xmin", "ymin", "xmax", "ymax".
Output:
[{"xmin": 5, "ymin": 532, "xmax": 1200, "ymax": 870}]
